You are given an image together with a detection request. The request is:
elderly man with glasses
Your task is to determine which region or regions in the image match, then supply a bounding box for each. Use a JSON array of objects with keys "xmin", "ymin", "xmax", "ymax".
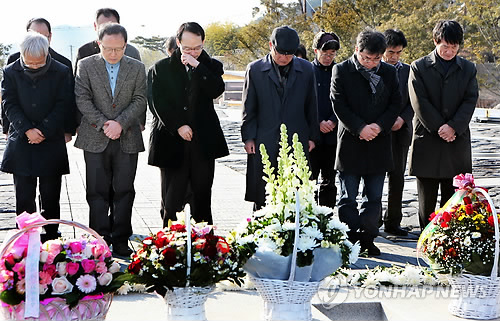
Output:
[
  {"xmin": 74, "ymin": 23, "xmax": 147, "ymax": 257},
  {"xmin": 1, "ymin": 32, "xmax": 73, "ymax": 241},
  {"xmin": 148, "ymin": 22, "xmax": 228, "ymax": 227},
  {"xmin": 330, "ymin": 28, "xmax": 402, "ymax": 256},
  {"xmin": 241, "ymin": 26, "xmax": 319, "ymax": 210}
]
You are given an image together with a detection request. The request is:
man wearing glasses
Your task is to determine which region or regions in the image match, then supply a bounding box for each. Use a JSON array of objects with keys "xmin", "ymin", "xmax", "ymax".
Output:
[
  {"xmin": 74, "ymin": 23, "xmax": 147, "ymax": 257},
  {"xmin": 310, "ymin": 30, "xmax": 341, "ymax": 208},
  {"xmin": 241, "ymin": 26, "xmax": 319, "ymax": 210},
  {"xmin": 148, "ymin": 22, "xmax": 228, "ymax": 227},
  {"xmin": 330, "ymin": 28, "xmax": 401, "ymax": 256}
]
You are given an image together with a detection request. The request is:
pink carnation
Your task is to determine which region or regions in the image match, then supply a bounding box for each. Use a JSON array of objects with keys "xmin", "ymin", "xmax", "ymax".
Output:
[
  {"xmin": 42, "ymin": 263, "xmax": 57, "ymax": 277},
  {"xmin": 66, "ymin": 262, "xmax": 80, "ymax": 275},
  {"xmin": 39, "ymin": 271, "xmax": 53, "ymax": 285},
  {"xmin": 81, "ymin": 259, "xmax": 96, "ymax": 273},
  {"xmin": 95, "ymin": 262, "xmax": 107, "ymax": 274}
]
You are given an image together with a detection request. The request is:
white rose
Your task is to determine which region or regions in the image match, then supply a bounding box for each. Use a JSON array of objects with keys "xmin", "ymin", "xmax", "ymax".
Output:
[
  {"xmin": 108, "ymin": 261, "xmax": 120, "ymax": 274},
  {"xmin": 40, "ymin": 251, "xmax": 49, "ymax": 263},
  {"xmin": 83, "ymin": 245, "xmax": 93, "ymax": 258},
  {"xmin": 97, "ymin": 273, "xmax": 113, "ymax": 286},
  {"xmin": 51, "ymin": 276, "xmax": 74, "ymax": 295},
  {"xmin": 56, "ymin": 262, "xmax": 67, "ymax": 276}
]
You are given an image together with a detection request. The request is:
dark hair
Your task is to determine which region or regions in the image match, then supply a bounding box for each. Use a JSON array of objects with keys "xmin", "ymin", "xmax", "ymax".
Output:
[
  {"xmin": 95, "ymin": 8, "xmax": 120, "ymax": 23},
  {"xmin": 356, "ymin": 28, "xmax": 387, "ymax": 54},
  {"xmin": 165, "ymin": 36, "xmax": 178, "ymax": 55},
  {"xmin": 98, "ymin": 23, "xmax": 127, "ymax": 43},
  {"xmin": 177, "ymin": 22, "xmax": 205, "ymax": 42},
  {"xmin": 383, "ymin": 29, "xmax": 407, "ymax": 48},
  {"xmin": 312, "ymin": 30, "xmax": 341, "ymax": 51},
  {"xmin": 26, "ymin": 18, "xmax": 51, "ymax": 34},
  {"xmin": 433, "ymin": 20, "xmax": 463, "ymax": 45},
  {"xmin": 295, "ymin": 44, "xmax": 308, "ymax": 60}
]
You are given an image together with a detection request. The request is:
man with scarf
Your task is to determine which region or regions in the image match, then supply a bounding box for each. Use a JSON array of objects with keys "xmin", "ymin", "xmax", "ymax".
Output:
[
  {"xmin": 330, "ymin": 28, "xmax": 401, "ymax": 256},
  {"xmin": 310, "ymin": 30, "xmax": 341, "ymax": 208},
  {"xmin": 1, "ymin": 32, "xmax": 72, "ymax": 241},
  {"xmin": 148, "ymin": 22, "xmax": 228, "ymax": 226},
  {"xmin": 241, "ymin": 26, "xmax": 319, "ymax": 210}
]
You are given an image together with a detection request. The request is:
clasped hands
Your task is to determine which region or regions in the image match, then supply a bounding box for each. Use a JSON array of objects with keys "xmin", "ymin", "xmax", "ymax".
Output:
[
  {"xmin": 244, "ymin": 139, "xmax": 315, "ymax": 154},
  {"xmin": 25, "ymin": 128, "xmax": 45, "ymax": 144},
  {"xmin": 103, "ymin": 120, "xmax": 122, "ymax": 140},
  {"xmin": 438, "ymin": 124, "xmax": 456, "ymax": 142},
  {"xmin": 359, "ymin": 123, "xmax": 381, "ymax": 141}
]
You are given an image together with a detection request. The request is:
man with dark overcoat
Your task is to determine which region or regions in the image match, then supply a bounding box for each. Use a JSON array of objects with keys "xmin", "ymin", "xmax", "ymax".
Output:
[
  {"xmin": 3, "ymin": 17, "xmax": 76, "ymax": 142},
  {"xmin": 148, "ymin": 22, "xmax": 228, "ymax": 227},
  {"xmin": 380, "ymin": 29, "xmax": 413, "ymax": 236},
  {"xmin": 331, "ymin": 28, "xmax": 401, "ymax": 256},
  {"xmin": 310, "ymin": 30, "xmax": 341, "ymax": 209},
  {"xmin": 241, "ymin": 26, "xmax": 320, "ymax": 210},
  {"xmin": 1, "ymin": 32, "xmax": 72, "ymax": 241},
  {"xmin": 408, "ymin": 20, "xmax": 478, "ymax": 230},
  {"xmin": 75, "ymin": 23, "xmax": 147, "ymax": 257}
]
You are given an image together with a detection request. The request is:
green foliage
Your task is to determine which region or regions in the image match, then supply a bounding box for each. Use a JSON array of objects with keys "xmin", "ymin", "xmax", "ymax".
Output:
[
  {"xmin": 131, "ymin": 36, "xmax": 167, "ymax": 55},
  {"xmin": 205, "ymin": 22, "xmax": 240, "ymax": 56},
  {"xmin": 0, "ymin": 43, "xmax": 12, "ymax": 82}
]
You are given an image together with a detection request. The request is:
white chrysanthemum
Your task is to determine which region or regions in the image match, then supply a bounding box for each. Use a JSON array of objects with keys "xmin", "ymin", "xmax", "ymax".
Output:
[
  {"xmin": 362, "ymin": 274, "xmax": 379, "ymax": 288},
  {"xmin": 328, "ymin": 218, "xmax": 350, "ymax": 232},
  {"xmin": 117, "ymin": 282, "xmax": 132, "ymax": 295},
  {"xmin": 373, "ymin": 270, "xmax": 392, "ymax": 283},
  {"xmin": 349, "ymin": 242, "xmax": 360, "ymax": 264},
  {"xmin": 302, "ymin": 226, "xmax": 323, "ymax": 240},
  {"xmin": 471, "ymin": 232, "xmax": 481, "ymax": 239},
  {"xmin": 257, "ymin": 238, "xmax": 278, "ymax": 252},
  {"xmin": 237, "ymin": 235, "xmax": 254, "ymax": 245},
  {"xmin": 297, "ymin": 236, "xmax": 318, "ymax": 252},
  {"xmin": 264, "ymin": 223, "xmax": 282, "ymax": 233},
  {"xmin": 348, "ymin": 272, "xmax": 361, "ymax": 286},
  {"xmin": 282, "ymin": 222, "xmax": 296, "ymax": 231},
  {"xmin": 321, "ymin": 240, "xmax": 330, "ymax": 248},
  {"xmin": 131, "ymin": 283, "xmax": 148, "ymax": 293},
  {"xmin": 312, "ymin": 204, "xmax": 334, "ymax": 215}
]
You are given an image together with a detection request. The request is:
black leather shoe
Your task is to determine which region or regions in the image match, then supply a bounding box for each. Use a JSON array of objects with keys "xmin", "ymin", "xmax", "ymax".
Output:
[
  {"xmin": 112, "ymin": 243, "xmax": 133, "ymax": 257},
  {"xmin": 385, "ymin": 226, "xmax": 408, "ymax": 236},
  {"xmin": 361, "ymin": 243, "xmax": 381, "ymax": 256}
]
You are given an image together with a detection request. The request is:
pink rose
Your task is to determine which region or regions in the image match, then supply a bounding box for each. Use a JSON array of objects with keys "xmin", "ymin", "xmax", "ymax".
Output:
[
  {"xmin": 92, "ymin": 243, "xmax": 108, "ymax": 259},
  {"xmin": 81, "ymin": 259, "xmax": 96, "ymax": 273},
  {"xmin": 45, "ymin": 240, "xmax": 63, "ymax": 256},
  {"xmin": 69, "ymin": 242, "xmax": 83, "ymax": 253},
  {"xmin": 66, "ymin": 262, "xmax": 80, "ymax": 275},
  {"xmin": 95, "ymin": 262, "xmax": 107, "ymax": 274},
  {"xmin": 43, "ymin": 263, "xmax": 57, "ymax": 277}
]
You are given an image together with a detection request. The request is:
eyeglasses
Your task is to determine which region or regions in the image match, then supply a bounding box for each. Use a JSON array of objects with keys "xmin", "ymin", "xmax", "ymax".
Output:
[
  {"xmin": 101, "ymin": 45, "xmax": 125, "ymax": 54},
  {"xmin": 358, "ymin": 53, "xmax": 382, "ymax": 63},
  {"xmin": 23, "ymin": 57, "xmax": 47, "ymax": 69},
  {"xmin": 180, "ymin": 44, "xmax": 203, "ymax": 52},
  {"xmin": 320, "ymin": 53, "xmax": 336, "ymax": 58}
]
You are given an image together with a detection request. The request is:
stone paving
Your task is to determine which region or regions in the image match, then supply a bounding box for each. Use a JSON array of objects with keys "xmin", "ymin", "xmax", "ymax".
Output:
[{"xmin": 0, "ymin": 106, "xmax": 499, "ymax": 271}]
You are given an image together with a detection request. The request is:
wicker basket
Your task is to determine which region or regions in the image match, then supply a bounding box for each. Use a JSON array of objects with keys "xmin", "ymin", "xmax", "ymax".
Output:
[
  {"xmin": 447, "ymin": 188, "xmax": 500, "ymax": 320},
  {"xmin": 251, "ymin": 276, "xmax": 320, "ymax": 321},
  {"xmin": 160, "ymin": 285, "xmax": 214, "ymax": 321},
  {"xmin": 0, "ymin": 219, "xmax": 113, "ymax": 321}
]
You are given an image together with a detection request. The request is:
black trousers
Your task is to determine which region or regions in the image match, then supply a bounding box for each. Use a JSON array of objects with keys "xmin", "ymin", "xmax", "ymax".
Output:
[
  {"xmin": 416, "ymin": 177, "xmax": 455, "ymax": 229},
  {"xmin": 383, "ymin": 141, "xmax": 410, "ymax": 229},
  {"xmin": 13, "ymin": 174, "xmax": 62, "ymax": 236},
  {"xmin": 84, "ymin": 140, "xmax": 138, "ymax": 245},
  {"xmin": 310, "ymin": 143, "xmax": 337, "ymax": 208},
  {"xmin": 162, "ymin": 140, "xmax": 215, "ymax": 227}
]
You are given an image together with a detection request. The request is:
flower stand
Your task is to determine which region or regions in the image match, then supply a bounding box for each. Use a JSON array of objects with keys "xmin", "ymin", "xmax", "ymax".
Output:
[
  {"xmin": 160, "ymin": 286, "xmax": 214, "ymax": 321},
  {"xmin": 447, "ymin": 188, "xmax": 500, "ymax": 320},
  {"xmin": 0, "ymin": 219, "xmax": 114, "ymax": 320}
]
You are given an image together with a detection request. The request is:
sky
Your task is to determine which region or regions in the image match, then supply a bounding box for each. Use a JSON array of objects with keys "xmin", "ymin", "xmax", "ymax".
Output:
[{"xmin": 1, "ymin": 0, "xmax": 270, "ymax": 61}]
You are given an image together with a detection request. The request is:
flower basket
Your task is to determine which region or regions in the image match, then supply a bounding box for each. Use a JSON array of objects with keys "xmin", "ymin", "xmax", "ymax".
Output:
[
  {"xmin": 0, "ymin": 216, "xmax": 125, "ymax": 321},
  {"xmin": 158, "ymin": 285, "xmax": 214, "ymax": 321},
  {"xmin": 418, "ymin": 174, "xmax": 500, "ymax": 320}
]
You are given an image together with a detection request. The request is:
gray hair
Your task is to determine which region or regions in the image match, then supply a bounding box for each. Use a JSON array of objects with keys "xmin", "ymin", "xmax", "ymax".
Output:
[{"xmin": 20, "ymin": 31, "xmax": 49, "ymax": 58}]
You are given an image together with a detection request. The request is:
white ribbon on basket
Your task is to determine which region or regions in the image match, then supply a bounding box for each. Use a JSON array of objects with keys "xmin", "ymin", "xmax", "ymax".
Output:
[
  {"xmin": 185, "ymin": 204, "xmax": 192, "ymax": 287},
  {"xmin": 288, "ymin": 190, "xmax": 301, "ymax": 283}
]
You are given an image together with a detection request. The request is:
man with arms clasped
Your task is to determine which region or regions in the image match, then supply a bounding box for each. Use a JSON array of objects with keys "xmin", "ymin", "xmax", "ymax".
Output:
[{"xmin": 75, "ymin": 23, "xmax": 147, "ymax": 257}]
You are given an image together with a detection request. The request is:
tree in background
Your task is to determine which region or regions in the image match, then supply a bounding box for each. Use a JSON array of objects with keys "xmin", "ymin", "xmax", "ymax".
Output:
[
  {"xmin": 0, "ymin": 43, "xmax": 12, "ymax": 82},
  {"xmin": 131, "ymin": 36, "xmax": 168, "ymax": 55}
]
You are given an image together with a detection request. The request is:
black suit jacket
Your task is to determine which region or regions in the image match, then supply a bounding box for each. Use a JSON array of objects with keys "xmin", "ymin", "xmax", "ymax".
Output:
[
  {"xmin": 2, "ymin": 48, "xmax": 76, "ymax": 135},
  {"xmin": 148, "ymin": 49, "xmax": 228, "ymax": 168},
  {"xmin": 392, "ymin": 63, "xmax": 413, "ymax": 147}
]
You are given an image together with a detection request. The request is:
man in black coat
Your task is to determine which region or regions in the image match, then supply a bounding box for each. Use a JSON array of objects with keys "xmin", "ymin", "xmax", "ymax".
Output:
[
  {"xmin": 1, "ymin": 32, "xmax": 72, "ymax": 241},
  {"xmin": 2, "ymin": 17, "xmax": 76, "ymax": 142},
  {"xmin": 241, "ymin": 26, "xmax": 319, "ymax": 210},
  {"xmin": 408, "ymin": 20, "xmax": 478, "ymax": 229},
  {"xmin": 310, "ymin": 30, "xmax": 341, "ymax": 208},
  {"xmin": 380, "ymin": 29, "xmax": 414, "ymax": 236},
  {"xmin": 149, "ymin": 22, "xmax": 228, "ymax": 226},
  {"xmin": 331, "ymin": 29, "xmax": 401, "ymax": 256}
]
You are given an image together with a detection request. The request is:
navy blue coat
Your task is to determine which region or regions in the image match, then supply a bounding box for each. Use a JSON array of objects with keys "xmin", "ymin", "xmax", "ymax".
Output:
[
  {"xmin": 330, "ymin": 56, "xmax": 402, "ymax": 175},
  {"xmin": 0, "ymin": 58, "xmax": 71, "ymax": 176},
  {"xmin": 312, "ymin": 58, "xmax": 337, "ymax": 145}
]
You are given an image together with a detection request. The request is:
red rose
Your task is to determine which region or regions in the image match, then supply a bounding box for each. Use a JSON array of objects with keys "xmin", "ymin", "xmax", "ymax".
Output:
[
  {"xmin": 465, "ymin": 204, "xmax": 473, "ymax": 215},
  {"xmin": 463, "ymin": 196, "xmax": 472, "ymax": 205},
  {"xmin": 429, "ymin": 212, "xmax": 436, "ymax": 221},
  {"xmin": 487, "ymin": 203, "xmax": 492, "ymax": 214},
  {"xmin": 216, "ymin": 239, "xmax": 230, "ymax": 254},
  {"xmin": 128, "ymin": 259, "xmax": 142, "ymax": 274},
  {"xmin": 170, "ymin": 224, "xmax": 186, "ymax": 232},
  {"xmin": 442, "ymin": 212, "xmax": 451, "ymax": 223},
  {"xmin": 154, "ymin": 236, "xmax": 169, "ymax": 249},
  {"xmin": 162, "ymin": 247, "xmax": 177, "ymax": 266},
  {"xmin": 488, "ymin": 215, "xmax": 498, "ymax": 227},
  {"xmin": 441, "ymin": 221, "xmax": 448, "ymax": 228},
  {"xmin": 43, "ymin": 263, "xmax": 57, "ymax": 277}
]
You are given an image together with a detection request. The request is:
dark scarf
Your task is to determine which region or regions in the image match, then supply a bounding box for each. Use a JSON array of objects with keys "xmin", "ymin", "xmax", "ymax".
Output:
[
  {"xmin": 271, "ymin": 57, "xmax": 292, "ymax": 88},
  {"xmin": 352, "ymin": 54, "xmax": 382, "ymax": 94},
  {"xmin": 21, "ymin": 54, "xmax": 52, "ymax": 81},
  {"xmin": 435, "ymin": 51, "xmax": 456, "ymax": 74}
]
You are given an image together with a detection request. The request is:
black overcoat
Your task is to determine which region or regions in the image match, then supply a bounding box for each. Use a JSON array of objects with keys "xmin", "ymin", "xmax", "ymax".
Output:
[
  {"xmin": 408, "ymin": 50, "xmax": 478, "ymax": 178},
  {"xmin": 241, "ymin": 55, "xmax": 319, "ymax": 204},
  {"xmin": 148, "ymin": 49, "xmax": 228, "ymax": 168},
  {"xmin": 1, "ymin": 59, "xmax": 71, "ymax": 176},
  {"xmin": 393, "ymin": 63, "xmax": 413, "ymax": 147},
  {"xmin": 330, "ymin": 57, "xmax": 402, "ymax": 175}
]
